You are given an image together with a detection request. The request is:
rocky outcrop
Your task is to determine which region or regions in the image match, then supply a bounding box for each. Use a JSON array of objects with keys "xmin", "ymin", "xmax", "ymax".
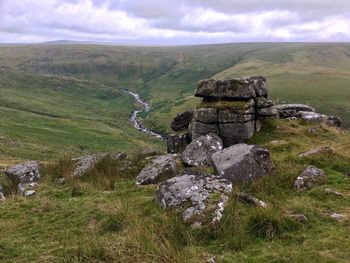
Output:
[
  {"xmin": 73, "ymin": 152, "xmax": 127, "ymax": 177},
  {"xmin": 298, "ymin": 146, "xmax": 335, "ymax": 158},
  {"xmin": 155, "ymin": 171, "xmax": 232, "ymax": 224},
  {"xmin": 167, "ymin": 76, "xmax": 277, "ymax": 150},
  {"xmin": 211, "ymin": 143, "xmax": 275, "ymax": 183},
  {"xmin": 294, "ymin": 165, "xmax": 326, "ymax": 190},
  {"xmin": 5, "ymin": 161, "xmax": 41, "ymax": 196},
  {"xmin": 170, "ymin": 111, "xmax": 194, "ymax": 132},
  {"xmin": 276, "ymin": 104, "xmax": 342, "ymax": 127},
  {"xmin": 276, "ymin": 104, "xmax": 315, "ymax": 118},
  {"xmin": 181, "ymin": 133, "xmax": 223, "ymax": 166},
  {"xmin": 136, "ymin": 154, "xmax": 177, "ymax": 185}
]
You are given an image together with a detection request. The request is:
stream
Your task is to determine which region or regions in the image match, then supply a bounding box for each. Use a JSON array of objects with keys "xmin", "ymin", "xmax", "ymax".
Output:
[{"xmin": 123, "ymin": 90, "xmax": 165, "ymax": 140}]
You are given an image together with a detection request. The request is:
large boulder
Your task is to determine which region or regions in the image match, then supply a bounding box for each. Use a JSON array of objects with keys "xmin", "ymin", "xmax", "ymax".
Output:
[
  {"xmin": 170, "ymin": 111, "xmax": 194, "ymax": 132},
  {"xmin": 155, "ymin": 171, "xmax": 232, "ymax": 223},
  {"xmin": 211, "ymin": 143, "xmax": 275, "ymax": 183},
  {"xmin": 136, "ymin": 154, "xmax": 177, "ymax": 185},
  {"xmin": 181, "ymin": 133, "xmax": 223, "ymax": 166},
  {"xmin": 73, "ymin": 152, "xmax": 127, "ymax": 177},
  {"xmin": 167, "ymin": 133, "xmax": 190, "ymax": 154},
  {"xmin": 276, "ymin": 104, "xmax": 315, "ymax": 118},
  {"xmin": 195, "ymin": 78, "xmax": 256, "ymax": 99},
  {"xmin": 294, "ymin": 165, "xmax": 326, "ymax": 190},
  {"xmin": 5, "ymin": 161, "xmax": 41, "ymax": 196}
]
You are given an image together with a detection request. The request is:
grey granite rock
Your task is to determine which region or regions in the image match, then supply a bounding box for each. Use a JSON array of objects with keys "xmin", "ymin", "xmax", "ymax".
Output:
[
  {"xmin": 181, "ymin": 133, "xmax": 223, "ymax": 166},
  {"xmin": 155, "ymin": 171, "xmax": 232, "ymax": 223},
  {"xmin": 136, "ymin": 154, "xmax": 177, "ymax": 185},
  {"xmin": 294, "ymin": 165, "xmax": 326, "ymax": 190},
  {"xmin": 211, "ymin": 143, "xmax": 275, "ymax": 183}
]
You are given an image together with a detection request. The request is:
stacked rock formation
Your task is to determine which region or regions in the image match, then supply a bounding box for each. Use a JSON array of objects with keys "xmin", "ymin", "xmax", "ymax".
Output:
[{"xmin": 168, "ymin": 76, "xmax": 277, "ymax": 151}]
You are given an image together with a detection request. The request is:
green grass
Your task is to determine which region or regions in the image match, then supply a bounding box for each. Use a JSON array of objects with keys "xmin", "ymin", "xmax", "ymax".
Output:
[{"xmin": 1, "ymin": 119, "xmax": 350, "ymax": 262}]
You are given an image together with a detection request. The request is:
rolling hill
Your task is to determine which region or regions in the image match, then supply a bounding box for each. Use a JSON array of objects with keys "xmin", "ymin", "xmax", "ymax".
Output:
[{"xmin": 1, "ymin": 42, "xmax": 350, "ymax": 160}]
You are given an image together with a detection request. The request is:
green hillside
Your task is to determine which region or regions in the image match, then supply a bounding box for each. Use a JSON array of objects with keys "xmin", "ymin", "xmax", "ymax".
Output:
[{"xmin": 1, "ymin": 43, "xmax": 350, "ymax": 160}]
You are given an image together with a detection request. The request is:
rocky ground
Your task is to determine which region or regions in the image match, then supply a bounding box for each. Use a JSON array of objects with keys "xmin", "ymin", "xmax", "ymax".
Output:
[{"xmin": 0, "ymin": 77, "xmax": 349, "ymax": 263}]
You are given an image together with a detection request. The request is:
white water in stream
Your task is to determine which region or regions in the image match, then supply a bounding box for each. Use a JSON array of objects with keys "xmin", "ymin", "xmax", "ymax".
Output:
[{"xmin": 123, "ymin": 90, "xmax": 165, "ymax": 140}]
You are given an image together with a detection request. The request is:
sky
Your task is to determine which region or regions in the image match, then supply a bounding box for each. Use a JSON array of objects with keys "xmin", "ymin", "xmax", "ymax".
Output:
[{"xmin": 0, "ymin": 0, "xmax": 350, "ymax": 45}]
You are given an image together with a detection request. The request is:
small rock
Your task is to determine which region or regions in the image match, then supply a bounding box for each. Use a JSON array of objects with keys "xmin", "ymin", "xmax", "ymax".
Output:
[
  {"xmin": 299, "ymin": 111, "xmax": 326, "ymax": 123},
  {"xmin": 324, "ymin": 188, "xmax": 343, "ymax": 196},
  {"xmin": 181, "ymin": 133, "xmax": 223, "ymax": 167},
  {"xmin": 326, "ymin": 116, "xmax": 342, "ymax": 127},
  {"xmin": 23, "ymin": 190, "xmax": 36, "ymax": 197},
  {"xmin": 56, "ymin": 178, "xmax": 66, "ymax": 184},
  {"xmin": 236, "ymin": 193, "xmax": 267, "ymax": 208},
  {"xmin": 294, "ymin": 166, "xmax": 326, "ymax": 190},
  {"xmin": 211, "ymin": 143, "xmax": 275, "ymax": 183},
  {"xmin": 155, "ymin": 171, "xmax": 232, "ymax": 223},
  {"xmin": 289, "ymin": 214, "xmax": 308, "ymax": 224},
  {"xmin": 167, "ymin": 133, "xmax": 190, "ymax": 154},
  {"xmin": 255, "ymin": 97, "xmax": 274, "ymax": 108},
  {"xmin": 136, "ymin": 154, "xmax": 177, "ymax": 185},
  {"xmin": 298, "ymin": 146, "xmax": 335, "ymax": 158},
  {"xmin": 330, "ymin": 213, "xmax": 346, "ymax": 222},
  {"xmin": 307, "ymin": 128, "xmax": 317, "ymax": 133}
]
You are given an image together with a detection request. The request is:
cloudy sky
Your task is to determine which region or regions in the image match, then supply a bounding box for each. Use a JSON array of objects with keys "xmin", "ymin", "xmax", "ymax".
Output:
[{"xmin": 0, "ymin": 0, "xmax": 349, "ymax": 44}]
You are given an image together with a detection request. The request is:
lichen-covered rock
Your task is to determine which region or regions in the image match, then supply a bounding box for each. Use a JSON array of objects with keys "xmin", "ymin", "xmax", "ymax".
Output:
[
  {"xmin": 170, "ymin": 111, "xmax": 194, "ymax": 132},
  {"xmin": 167, "ymin": 133, "xmax": 190, "ymax": 154},
  {"xmin": 194, "ymin": 108, "xmax": 217, "ymax": 123},
  {"xmin": 136, "ymin": 154, "xmax": 177, "ymax": 185},
  {"xmin": 6, "ymin": 161, "xmax": 41, "ymax": 183},
  {"xmin": 249, "ymin": 76, "xmax": 268, "ymax": 97},
  {"xmin": 195, "ymin": 78, "xmax": 256, "ymax": 99},
  {"xmin": 211, "ymin": 143, "xmax": 275, "ymax": 183},
  {"xmin": 5, "ymin": 161, "xmax": 41, "ymax": 196},
  {"xmin": 155, "ymin": 171, "xmax": 232, "ymax": 223},
  {"xmin": 257, "ymin": 106, "xmax": 278, "ymax": 116},
  {"xmin": 255, "ymin": 97, "xmax": 273, "ymax": 108},
  {"xmin": 276, "ymin": 104, "xmax": 315, "ymax": 118},
  {"xmin": 326, "ymin": 116, "xmax": 342, "ymax": 127},
  {"xmin": 294, "ymin": 165, "xmax": 326, "ymax": 190},
  {"xmin": 299, "ymin": 111, "xmax": 327, "ymax": 122},
  {"xmin": 181, "ymin": 133, "xmax": 223, "ymax": 166},
  {"xmin": 298, "ymin": 146, "xmax": 335, "ymax": 158},
  {"xmin": 218, "ymin": 121, "xmax": 255, "ymax": 147}
]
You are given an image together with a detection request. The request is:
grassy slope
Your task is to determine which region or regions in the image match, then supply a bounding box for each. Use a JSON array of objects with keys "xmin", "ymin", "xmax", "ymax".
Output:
[
  {"xmin": 1, "ymin": 43, "xmax": 350, "ymax": 155},
  {"xmin": 1, "ymin": 119, "xmax": 350, "ymax": 262},
  {"xmin": 0, "ymin": 68, "xmax": 163, "ymax": 161}
]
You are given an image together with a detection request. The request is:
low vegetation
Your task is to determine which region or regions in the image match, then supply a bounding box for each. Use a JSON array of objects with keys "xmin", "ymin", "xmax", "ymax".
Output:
[{"xmin": 1, "ymin": 118, "xmax": 349, "ymax": 262}]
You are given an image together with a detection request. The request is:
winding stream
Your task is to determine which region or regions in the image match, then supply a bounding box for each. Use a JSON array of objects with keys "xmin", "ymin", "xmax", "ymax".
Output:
[{"xmin": 123, "ymin": 90, "xmax": 165, "ymax": 140}]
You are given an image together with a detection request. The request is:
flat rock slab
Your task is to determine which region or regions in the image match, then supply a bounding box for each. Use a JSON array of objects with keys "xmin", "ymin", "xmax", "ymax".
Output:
[
  {"xmin": 276, "ymin": 104, "xmax": 315, "ymax": 118},
  {"xmin": 136, "ymin": 154, "xmax": 177, "ymax": 185},
  {"xmin": 211, "ymin": 143, "xmax": 275, "ymax": 183},
  {"xmin": 155, "ymin": 171, "xmax": 232, "ymax": 223},
  {"xmin": 294, "ymin": 165, "xmax": 326, "ymax": 190},
  {"xmin": 191, "ymin": 121, "xmax": 219, "ymax": 140},
  {"xmin": 73, "ymin": 152, "xmax": 127, "ymax": 177},
  {"xmin": 298, "ymin": 146, "xmax": 335, "ymax": 158},
  {"xmin": 194, "ymin": 108, "xmax": 217, "ymax": 123},
  {"xmin": 219, "ymin": 121, "xmax": 255, "ymax": 146},
  {"xmin": 181, "ymin": 133, "xmax": 223, "ymax": 166}
]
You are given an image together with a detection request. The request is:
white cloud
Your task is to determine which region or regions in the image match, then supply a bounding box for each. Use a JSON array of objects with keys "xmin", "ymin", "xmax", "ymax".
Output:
[{"xmin": 0, "ymin": 0, "xmax": 349, "ymax": 44}]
